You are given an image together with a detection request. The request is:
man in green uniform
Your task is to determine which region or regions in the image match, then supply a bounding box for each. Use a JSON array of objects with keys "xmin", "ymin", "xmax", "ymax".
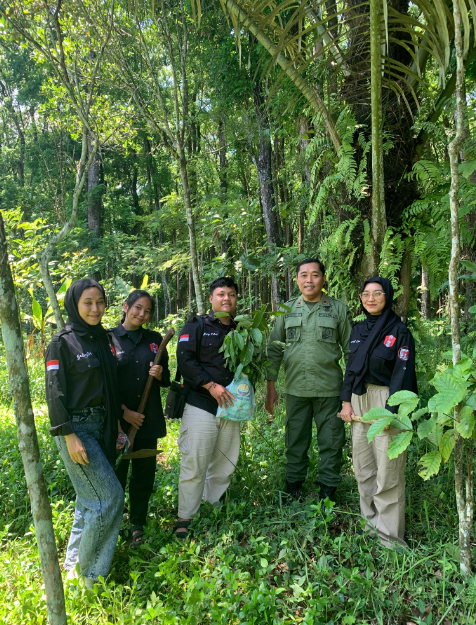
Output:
[{"xmin": 266, "ymin": 258, "xmax": 352, "ymax": 501}]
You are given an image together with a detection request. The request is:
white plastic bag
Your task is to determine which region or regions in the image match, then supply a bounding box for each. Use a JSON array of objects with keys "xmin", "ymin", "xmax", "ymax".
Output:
[{"xmin": 216, "ymin": 374, "xmax": 255, "ymax": 422}]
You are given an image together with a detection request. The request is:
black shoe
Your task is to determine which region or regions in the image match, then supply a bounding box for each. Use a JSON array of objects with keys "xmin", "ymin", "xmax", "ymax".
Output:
[
  {"xmin": 319, "ymin": 482, "xmax": 337, "ymax": 503},
  {"xmin": 282, "ymin": 480, "xmax": 305, "ymax": 503}
]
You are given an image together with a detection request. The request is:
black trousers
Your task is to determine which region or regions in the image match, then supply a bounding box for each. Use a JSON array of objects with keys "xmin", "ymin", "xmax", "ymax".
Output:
[{"xmin": 115, "ymin": 437, "xmax": 157, "ymax": 529}]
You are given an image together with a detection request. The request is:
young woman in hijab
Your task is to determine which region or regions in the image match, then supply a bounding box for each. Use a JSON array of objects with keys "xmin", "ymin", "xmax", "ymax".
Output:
[
  {"xmin": 109, "ymin": 290, "xmax": 170, "ymax": 549},
  {"xmin": 45, "ymin": 279, "xmax": 124, "ymax": 586},
  {"xmin": 339, "ymin": 277, "xmax": 417, "ymax": 548}
]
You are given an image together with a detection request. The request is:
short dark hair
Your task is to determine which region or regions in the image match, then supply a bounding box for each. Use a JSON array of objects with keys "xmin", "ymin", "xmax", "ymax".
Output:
[
  {"xmin": 121, "ymin": 289, "xmax": 155, "ymax": 323},
  {"xmin": 296, "ymin": 258, "xmax": 326, "ymax": 275},
  {"xmin": 209, "ymin": 276, "xmax": 239, "ymax": 295}
]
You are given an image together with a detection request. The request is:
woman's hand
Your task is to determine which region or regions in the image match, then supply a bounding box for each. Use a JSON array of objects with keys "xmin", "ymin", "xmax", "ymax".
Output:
[
  {"xmin": 65, "ymin": 433, "xmax": 89, "ymax": 465},
  {"xmin": 122, "ymin": 404, "xmax": 145, "ymax": 429},
  {"xmin": 340, "ymin": 402, "xmax": 355, "ymax": 423},
  {"xmin": 149, "ymin": 363, "xmax": 163, "ymax": 381}
]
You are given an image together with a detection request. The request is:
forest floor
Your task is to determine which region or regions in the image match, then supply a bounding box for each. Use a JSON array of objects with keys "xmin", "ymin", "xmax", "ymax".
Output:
[{"xmin": 0, "ymin": 357, "xmax": 475, "ymax": 625}]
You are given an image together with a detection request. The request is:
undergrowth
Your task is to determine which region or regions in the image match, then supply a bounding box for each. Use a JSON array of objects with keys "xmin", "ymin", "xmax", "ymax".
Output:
[{"xmin": 0, "ymin": 327, "xmax": 475, "ymax": 624}]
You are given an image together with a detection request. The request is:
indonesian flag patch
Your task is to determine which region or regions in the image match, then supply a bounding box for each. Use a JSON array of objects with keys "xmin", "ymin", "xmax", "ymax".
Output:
[
  {"xmin": 398, "ymin": 347, "xmax": 410, "ymax": 361},
  {"xmin": 179, "ymin": 334, "xmax": 189, "ymax": 342},
  {"xmin": 47, "ymin": 360, "xmax": 59, "ymax": 371},
  {"xmin": 150, "ymin": 343, "xmax": 158, "ymax": 353},
  {"xmin": 384, "ymin": 335, "xmax": 396, "ymax": 347}
]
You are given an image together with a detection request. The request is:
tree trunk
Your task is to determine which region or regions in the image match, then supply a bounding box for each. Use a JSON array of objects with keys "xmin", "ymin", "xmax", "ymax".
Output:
[
  {"xmin": 179, "ymin": 154, "xmax": 205, "ymax": 314},
  {"xmin": 87, "ymin": 133, "xmax": 102, "ymax": 239},
  {"xmin": 0, "ymin": 212, "xmax": 67, "ymax": 625},
  {"xmin": 421, "ymin": 263, "xmax": 430, "ymax": 319},
  {"xmin": 176, "ymin": 272, "xmax": 181, "ymax": 312},
  {"xmin": 188, "ymin": 271, "xmax": 193, "ymax": 311},
  {"xmin": 395, "ymin": 246, "xmax": 411, "ymax": 321},
  {"xmin": 448, "ymin": 0, "xmax": 472, "ymax": 576},
  {"xmin": 253, "ymin": 81, "xmax": 282, "ymax": 308},
  {"xmin": 368, "ymin": 0, "xmax": 387, "ymax": 275},
  {"xmin": 40, "ymin": 125, "xmax": 98, "ymax": 330}
]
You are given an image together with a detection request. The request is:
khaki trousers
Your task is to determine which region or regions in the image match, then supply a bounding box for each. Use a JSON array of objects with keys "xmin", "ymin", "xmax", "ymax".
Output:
[
  {"xmin": 178, "ymin": 403, "xmax": 241, "ymax": 519},
  {"xmin": 351, "ymin": 384, "xmax": 406, "ymax": 548}
]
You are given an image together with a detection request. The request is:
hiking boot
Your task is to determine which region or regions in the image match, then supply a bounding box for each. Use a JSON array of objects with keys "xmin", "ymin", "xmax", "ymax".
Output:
[
  {"xmin": 282, "ymin": 479, "xmax": 305, "ymax": 503},
  {"xmin": 319, "ymin": 482, "xmax": 337, "ymax": 503}
]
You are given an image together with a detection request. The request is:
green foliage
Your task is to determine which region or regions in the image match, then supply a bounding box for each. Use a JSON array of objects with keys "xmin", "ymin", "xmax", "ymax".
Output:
[{"xmin": 218, "ymin": 305, "xmax": 271, "ymax": 387}]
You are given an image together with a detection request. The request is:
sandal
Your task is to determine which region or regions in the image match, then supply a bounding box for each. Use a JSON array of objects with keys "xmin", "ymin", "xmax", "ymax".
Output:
[
  {"xmin": 131, "ymin": 526, "xmax": 145, "ymax": 549},
  {"xmin": 175, "ymin": 520, "xmax": 191, "ymax": 540}
]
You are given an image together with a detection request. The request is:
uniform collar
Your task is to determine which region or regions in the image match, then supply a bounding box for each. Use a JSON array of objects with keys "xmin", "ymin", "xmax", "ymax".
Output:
[
  {"xmin": 296, "ymin": 294, "xmax": 330, "ymax": 308},
  {"xmin": 208, "ymin": 309, "xmax": 237, "ymax": 328},
  {"xmin": 115, "ymin": 323, "xmax": 143, "ymax": 339}
]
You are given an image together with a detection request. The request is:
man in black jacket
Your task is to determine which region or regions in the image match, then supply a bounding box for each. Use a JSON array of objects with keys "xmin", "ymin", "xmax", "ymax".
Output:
[{"xmin": 175, "ymin": 277, "xmax": 239, "ymax": 538}]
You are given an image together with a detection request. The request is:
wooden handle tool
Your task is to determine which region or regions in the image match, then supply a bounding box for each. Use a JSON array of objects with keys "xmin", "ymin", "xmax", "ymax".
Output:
[{"xmin": 336, "ymin": 412, "xmax": 377, "ymax": 425}]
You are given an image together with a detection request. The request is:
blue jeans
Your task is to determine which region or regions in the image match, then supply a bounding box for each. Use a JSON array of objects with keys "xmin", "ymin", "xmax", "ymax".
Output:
[{"xmin": 56, "ymin": 408, "xmax": 124, "ymax": 581}]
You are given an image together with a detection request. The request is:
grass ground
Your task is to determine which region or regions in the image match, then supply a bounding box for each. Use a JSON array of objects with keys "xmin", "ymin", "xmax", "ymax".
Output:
[{"xmin": 0, "ymin": 356, "xmax": 475, "ymax": 624}]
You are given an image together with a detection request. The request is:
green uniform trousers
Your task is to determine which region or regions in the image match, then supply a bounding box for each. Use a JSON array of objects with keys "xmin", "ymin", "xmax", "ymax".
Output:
[{"xmin": 285, "ymin": 394, "xmax": 345, "ymax": 487}]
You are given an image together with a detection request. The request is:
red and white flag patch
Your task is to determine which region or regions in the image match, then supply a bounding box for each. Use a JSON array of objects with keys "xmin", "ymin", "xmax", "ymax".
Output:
[
  {"xmin": 179, "ymin": 334, "xmax": 189, "ymax": 342},
  {"xmin": 110, "ymin": 345, "xmax": 116, "ymax": 356},
  {"xmin": 398, "ymin": 347, "xmax": 410, "ymax": 361},
  {"xmin": 384, "ymin": 335, "xmax": 396, "ymax": 347},
  {"xmin": 47, "ymin": 360, "xmax": 59, "ymax": 371}
]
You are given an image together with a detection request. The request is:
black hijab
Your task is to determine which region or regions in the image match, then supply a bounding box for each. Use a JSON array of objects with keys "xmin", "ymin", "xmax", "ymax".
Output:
[
  {"xmin": 347, "ymin": 276, "xmax": 400, "ymax": 395},
  {"xmin": 65, "ymin": 279, "xmax": 119, "ymax": 464}
]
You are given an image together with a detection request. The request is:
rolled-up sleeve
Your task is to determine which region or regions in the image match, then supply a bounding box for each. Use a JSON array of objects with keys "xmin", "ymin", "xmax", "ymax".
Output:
[
  {"xmin": 177, "ymin": 320, "xmax": 213, "ymax": 388},
  {"xmin": 45, "ymin": 338, "xmax": 73, "ymax": 437},
  {"xmin": 386, "ymin": 330, "xmax": 417, "ymax": 413}
]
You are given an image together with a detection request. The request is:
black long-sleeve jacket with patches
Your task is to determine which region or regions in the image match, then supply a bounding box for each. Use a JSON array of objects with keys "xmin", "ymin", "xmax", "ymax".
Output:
[
  {"xmin": 340, "ymin": 321, "xmax": 418, "ymax": 413},
  {"xmin": 176, "ymin": 310, "xmax": 236, "ymax": 415}
]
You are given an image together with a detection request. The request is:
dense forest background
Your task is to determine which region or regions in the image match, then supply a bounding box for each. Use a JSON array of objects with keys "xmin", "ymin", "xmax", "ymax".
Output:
[
  {"xmin": 1, "ymin": 0, "xmax": 475, "ymax": 326},
  {"xmin": 2, "ymin": 0, "xmax": 476, "ymax": 623}
]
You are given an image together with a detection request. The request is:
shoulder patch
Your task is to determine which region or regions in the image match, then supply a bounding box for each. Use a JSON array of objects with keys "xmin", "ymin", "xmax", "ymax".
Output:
[{"xmin": 398, "ymin": 346, "xmax": 410, "ymax": 361}]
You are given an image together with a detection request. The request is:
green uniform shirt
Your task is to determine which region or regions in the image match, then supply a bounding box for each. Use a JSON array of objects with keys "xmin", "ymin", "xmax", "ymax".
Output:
[{"xmin": 266, "ymin": 294, "xmax": 353, "ymax": 398}]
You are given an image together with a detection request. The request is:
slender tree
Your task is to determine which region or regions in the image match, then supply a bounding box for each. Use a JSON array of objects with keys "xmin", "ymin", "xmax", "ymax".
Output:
[
  {"xmin": 447, "ymin": 0, "xmax": 473, "ymax": 576},
  {"xmin": 0, "ymin": 212, "xmax": 66, "ymax": 625}
]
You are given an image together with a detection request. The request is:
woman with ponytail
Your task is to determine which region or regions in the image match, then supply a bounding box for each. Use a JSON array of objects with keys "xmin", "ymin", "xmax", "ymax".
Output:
[
  {"xmin": 45, "ymin": 279, "xmax": 124, "ymax": 587},
  {"xmin": 339, "ymin": 277, "xmax": 417, "ymax": 548},
  {"xmin": 109, "ymin": 290, "xmax": 170, "ymax": 549}
]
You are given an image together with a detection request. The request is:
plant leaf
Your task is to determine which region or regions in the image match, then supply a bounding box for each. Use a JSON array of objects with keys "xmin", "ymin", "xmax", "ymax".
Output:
[
  {"xmin": 418, "ymin": 416, "xmax": 437, "ymax": 439},
  {"xmin": 456, "ymin": 405, "xmax": 475, "ymax": 439},
  {"xmin": 387, "ymin": 431, "xmax": 413, "ymax": 459},
  {"xmin": 440, "ymin": 429, "xmax": 456, "ymax": 462},
  {"xmin": 418, "ymin": 450, "xmax": 442, "ymax": 480},
  {"xmin": 251, "ymin": 327, "xmax": 262, "ymax": 346},
  {"xmin": 412, "ymin": 407, "xmax": 429, "ymax": 421},
  {"xmin": 362, "ymin": 407, "xmax": 393, "ymax": 421},
  {"xmin": 428, "ymin": 424, "xmax": 444, "ymax": 447},
  {"xmin": 388, "ymin": 390, "xmax": 419, "ymax": 415},
  {"xmin": 367, "ymin": 417, "xmax": 395, "ymax": 442}
]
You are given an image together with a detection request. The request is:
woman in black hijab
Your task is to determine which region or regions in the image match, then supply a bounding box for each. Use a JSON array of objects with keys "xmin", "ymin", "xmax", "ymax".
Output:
[
  {"xmin": 45, "ymin": 279, "xmax": 124, "ymax": 587},
  {"xmin": 340, "ymin": 277, "xmax": 417, "ymax": 548}
]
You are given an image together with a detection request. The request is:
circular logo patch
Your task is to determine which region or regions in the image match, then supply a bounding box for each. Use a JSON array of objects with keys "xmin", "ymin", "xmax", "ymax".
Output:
[{"xmin": 398, "ymin": 347, "xmax": 410, "ymax": 361}]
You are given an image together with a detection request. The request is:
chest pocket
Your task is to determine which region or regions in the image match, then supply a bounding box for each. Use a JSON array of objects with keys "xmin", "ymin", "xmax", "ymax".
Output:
[
  {"xmin": 317, "ymin": 316, "xmax": 337, "ymax": 343},
  {"xmin": 284, "ymin": 316, "xmax": 302, "ymax": 342},
  {"xmin": 372, "ymin": 343, "xmax": 396, "ymax": 361},
  {"xmin": 73, "ymin": 356, "xmax": 101, "ymax": 373},
  {"xmin": 201, "ymin": 332, "xmax": 222, "ymax": 351}
]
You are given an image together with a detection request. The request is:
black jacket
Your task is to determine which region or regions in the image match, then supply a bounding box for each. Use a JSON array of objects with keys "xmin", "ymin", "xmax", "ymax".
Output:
[
  {"xmin": 45, "ymin": 326, "xmax": 122, "ymax": 436},
  {"xmin": 108, "ymin": 324, "xmax": 171, "ymax": 440},
  {"xmin": 177, "ymin": 311, "xmax": 236, "ymax": 415},
  {"xmin": 340, "ymin": 320, "xmax": 418, "ymax": 413}
]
